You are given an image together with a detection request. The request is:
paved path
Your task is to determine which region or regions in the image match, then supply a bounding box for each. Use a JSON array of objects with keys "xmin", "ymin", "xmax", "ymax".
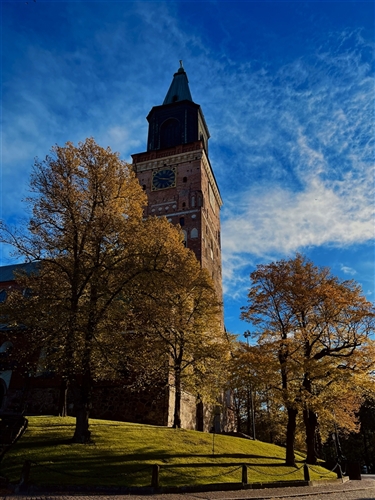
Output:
[{"xmin": 2, "ymin": 480, "xmax": 375, "ymax": 500}]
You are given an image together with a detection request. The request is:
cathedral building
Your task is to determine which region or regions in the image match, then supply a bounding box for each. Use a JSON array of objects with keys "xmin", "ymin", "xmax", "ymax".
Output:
[{"xmin": 132, "ymin": 63, "xmax": 223, "ymax": 302}]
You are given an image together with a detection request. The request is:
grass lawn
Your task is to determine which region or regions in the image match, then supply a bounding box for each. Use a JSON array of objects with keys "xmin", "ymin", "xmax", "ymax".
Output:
[{"xmin": 1, "ymin": 416, "xmax": 336, "ymax": 488}]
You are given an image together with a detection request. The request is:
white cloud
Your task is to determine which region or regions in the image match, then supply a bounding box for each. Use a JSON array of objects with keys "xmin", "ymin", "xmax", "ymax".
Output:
[
  {"xmin": 210, "ymin": 28, "xmax": 375, "ymax": 297},
  {"xmin": 340, "ymin": 264, "xmax": 357, "ymax": 276},
  {"xmin": 222, "ymin": 167, "xmax": 374, "ymax": 255}
]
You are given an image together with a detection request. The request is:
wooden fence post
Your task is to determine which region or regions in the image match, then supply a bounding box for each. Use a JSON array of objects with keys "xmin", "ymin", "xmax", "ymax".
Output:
[
  {"xmin": 242, "ymin": 464, "xmax": 248, "ymax": 484},
  {"xmin": 15, "ymin": 460, "xmax": 31, "ymax": 493},
  {"xmin": 303, "ymin": 464, "xmax": 310, "ymax": 482},
  {"xmin": 151, "ymin": 464, "xmax": 159, "ymax": 488},
  {"xmin": 336, "ymin": 464, "xmax": 343, "ymax": 479}
]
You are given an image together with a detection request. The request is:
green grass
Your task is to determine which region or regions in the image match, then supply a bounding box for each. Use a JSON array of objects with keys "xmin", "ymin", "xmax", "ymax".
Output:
[{"xmin": 1, "ymin": 416, "xmax": 336, "ymax": 488}]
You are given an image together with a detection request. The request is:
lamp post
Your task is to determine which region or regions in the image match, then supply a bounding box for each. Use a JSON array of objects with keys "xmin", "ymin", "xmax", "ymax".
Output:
[{"xmin": 243, "ymin": 332, "xmax": 256, "ymax": 440}]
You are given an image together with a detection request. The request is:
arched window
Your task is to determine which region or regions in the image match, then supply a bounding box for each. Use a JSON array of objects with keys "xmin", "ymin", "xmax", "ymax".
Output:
[
  {"xmin": 182, "ymin": 230, "xmax": 187, "ymax": 247},
  {"xmin": 191, "ymin": 228, "xmax": 198, "ymax": 238},
  {"xmin": 160, "ymin": 118, "xmax": 181, "ymax": 149}
]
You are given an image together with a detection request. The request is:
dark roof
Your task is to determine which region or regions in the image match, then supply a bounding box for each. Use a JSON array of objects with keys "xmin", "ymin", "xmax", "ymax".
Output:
[
  {"xmin": 0, "ymin": 262, "xmax": 39, "ymax": 283},
  {"xmin": 163, "ymin": 63, "xmax": 193, "ymax": 105}
]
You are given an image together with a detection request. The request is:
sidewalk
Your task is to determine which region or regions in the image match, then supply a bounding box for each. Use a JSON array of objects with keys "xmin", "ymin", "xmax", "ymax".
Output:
[{"xmin": 2, "ymin": 480, "xmax": 375, "ymax": 500}]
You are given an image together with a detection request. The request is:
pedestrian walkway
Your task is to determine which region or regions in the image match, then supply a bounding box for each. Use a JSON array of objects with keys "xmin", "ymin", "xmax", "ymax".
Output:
[{"xmin": 2, "ymin": 480, "xmax": 375, "ymax": 500}]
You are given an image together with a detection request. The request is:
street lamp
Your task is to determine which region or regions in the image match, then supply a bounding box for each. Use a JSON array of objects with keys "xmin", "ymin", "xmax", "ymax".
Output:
[{"xmin": 243, "ymin": 332, "xmax": 256, "ymax": 440}]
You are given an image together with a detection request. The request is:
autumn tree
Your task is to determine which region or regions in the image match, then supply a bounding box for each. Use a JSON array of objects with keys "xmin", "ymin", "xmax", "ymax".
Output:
[
  {"xmin": 133, "ymin": 248, "xmax": 228, "ymax": 428},
  {"xmin": 241, "ymin": 254, "xmax": 375, "ymax": 465},
  {"xmin": 0, "ymin": 138, "xmax": 205, "ymax": 442},
  {"xmin": 227, "ymin": 341, "xmax": 286, "ymax": 443}
]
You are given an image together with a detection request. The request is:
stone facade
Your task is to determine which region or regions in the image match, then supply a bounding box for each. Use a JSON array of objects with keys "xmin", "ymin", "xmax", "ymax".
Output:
[{"xmin": 132, "ymin": 142, "xmax": 223, "ymax": 302}]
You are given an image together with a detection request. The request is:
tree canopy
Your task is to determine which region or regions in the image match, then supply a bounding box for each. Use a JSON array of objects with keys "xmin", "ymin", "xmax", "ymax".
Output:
[
  {"xmin": 241, "ymin": 253, "xmax": 375, "ymax": 465},
  {"xmin": 0, "ymin": 138, "xmax": 224, "ymax": 441}
]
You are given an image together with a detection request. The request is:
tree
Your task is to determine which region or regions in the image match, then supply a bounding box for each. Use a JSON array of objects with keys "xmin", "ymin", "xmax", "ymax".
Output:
[
  {"xmin": 241, "ymin": 254, "xmax": 375, "ymax": 465},
  {"xmin": 0, "ymin": 138, "xmax": 203, "ymax": 442},
  {"xmin": 227, "ymin": 341, "xmax": 286, "ymax": 443},
  {"xmin": 133, "ymin": 248, "xmax": 227, "ymax": 428}
]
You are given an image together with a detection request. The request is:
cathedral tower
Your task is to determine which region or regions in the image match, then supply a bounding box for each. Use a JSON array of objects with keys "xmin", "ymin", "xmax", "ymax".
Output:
[{"xmin": 132, "ymin": 63, "xmax": 223, "ymax": 301}]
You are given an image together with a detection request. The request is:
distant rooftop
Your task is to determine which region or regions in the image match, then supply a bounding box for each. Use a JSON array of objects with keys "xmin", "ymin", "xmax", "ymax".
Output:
[{"xmin": 0, "ymin": 262, "xmax": 39, "ymax": 283}]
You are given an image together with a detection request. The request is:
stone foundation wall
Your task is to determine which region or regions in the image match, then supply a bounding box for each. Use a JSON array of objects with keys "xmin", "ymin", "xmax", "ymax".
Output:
[
  {"xmin": 2, "ymin": 378, "xmax": 235, "ymax": 434},
  {"xmin": 26, "ymin": 387, "xmax": 61, "ymax": 415},
  {"xmin": 90, "ymin": 385, "xmax": 169, "ymax": 425},
  {"xmin": 168, "ymin": 386, "xmax": 196, "ymax": 429}
]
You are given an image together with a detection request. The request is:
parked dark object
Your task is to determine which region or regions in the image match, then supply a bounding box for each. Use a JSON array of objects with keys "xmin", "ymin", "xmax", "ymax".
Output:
[
  {"xmin": 346, "ymin": 462, "xmax": 361, "ymax": 480},
  {"xmin": 0, "ymin": 415, "xmax": 28, "ymax": 463}
]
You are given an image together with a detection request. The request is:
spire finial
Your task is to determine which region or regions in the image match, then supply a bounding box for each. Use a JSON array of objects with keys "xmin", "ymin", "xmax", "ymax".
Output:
[{"xmin": 163, "ymin": 62, "xmax": 192, "ymax": 104}]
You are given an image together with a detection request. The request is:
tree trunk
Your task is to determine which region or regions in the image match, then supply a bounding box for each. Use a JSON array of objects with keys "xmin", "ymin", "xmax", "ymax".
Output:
[
  {"xmin": 73, "ymin": 406, "xmax": 91, "ymax": 443},
  {"xmin": 172, "ymin": 364, "xmax": 182, "ymax": 428},
  {"xmin": 71, "ymin": 374, "xmax": 92, "ymax": 443},
  {"xmin": 71, "ymin": 283, "xmax": 97, "ymax": 443},
  {"xmin": 302, "ymin": 372, "xmax": 319, "ymax": 465},
  {"xmin": 285, "ymin": 406, "xmax": 298, "ymax": 466},
  {"xmin": 246, "ymin": 388, "xmax": 251, "ymax": 435},
  {"xmin": 304, "ymin": 407, "xmax": 318, "ymax": 465},
  {"xmin": 58, "ymin": 379, "xmax": 69, "ymax": 417}
]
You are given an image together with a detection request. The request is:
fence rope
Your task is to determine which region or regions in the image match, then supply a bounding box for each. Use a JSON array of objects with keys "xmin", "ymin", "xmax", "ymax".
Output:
[
  {"xmin": 165, "ymin": 464, "xmax": 243, "ymax": 480},
  {"xmin": 26, "ymin": 460, "xmax": 336, "ymax": 483},
  {"xmin": 307, "ymin": 463, "xmax": 339, "ymax": 476},
  {"xmin": 245, "ymin": 463, "xmax": 305, "ymax": 477}
]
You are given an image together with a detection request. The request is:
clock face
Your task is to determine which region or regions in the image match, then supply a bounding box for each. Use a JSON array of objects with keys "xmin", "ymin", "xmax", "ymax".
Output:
[{"xmin": 152, "ymin": 168, "xmax": 176, "ymax": 190}]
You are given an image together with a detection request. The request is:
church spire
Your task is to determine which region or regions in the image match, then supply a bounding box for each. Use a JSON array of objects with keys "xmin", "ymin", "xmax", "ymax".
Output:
[
  {"xmin": 163, "ymin": 61, "xmax": 193, "ymax": 104},
  {"xmin": 145, "ymin": 63, "xmax": 209, "ymax": 152}
]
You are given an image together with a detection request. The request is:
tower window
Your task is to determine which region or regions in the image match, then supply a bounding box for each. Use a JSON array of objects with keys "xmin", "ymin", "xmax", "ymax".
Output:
[
  {"xmin": 191, "ymin": 228, "xmax": 198, "ymax": 238},
  {"xmin": 179, "ymin": 217, "xmax": 185, "ymax": 226},
  {"xmin": 142, "ymin": 184, "xmax": 146, "ymax": 191},
  {"xmin": 182, "ymin": 202, "xmax": 186, "ymax": 208},
  {"xmin": 183, "ymin": 177, "xmax": 187, "ymax": 183},
  {"xmin": 182, "ymin": 230, "xmax": 187, "ymax": 247},
  {"xmin": 160, "ymin": 118, "xmax": 181, "ymax": 149}
]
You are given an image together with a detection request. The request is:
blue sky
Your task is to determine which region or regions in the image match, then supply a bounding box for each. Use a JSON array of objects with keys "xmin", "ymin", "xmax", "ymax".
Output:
[{"xmin": 1, "ymin": 0, "xmax": 374, "ymax": 337}]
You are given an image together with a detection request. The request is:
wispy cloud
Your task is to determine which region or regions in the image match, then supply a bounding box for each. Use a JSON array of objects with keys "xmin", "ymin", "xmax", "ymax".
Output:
[
  {"xmin": 212, "ymin": 29, "xmax": 375, "ymax": 296},
  {"xmin": 340, "ymin": 264, "xmax": 357, "ymax": 276}
]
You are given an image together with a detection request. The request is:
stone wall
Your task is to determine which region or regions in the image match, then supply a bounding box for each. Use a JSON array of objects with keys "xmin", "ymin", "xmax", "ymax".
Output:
[
  {"xmin": 1, "ymin": 374, "xmax": 235, "ymax": 434},
  {"xmin": 167, "ymin": 386, "xmax": 197, "ymax": 429},
  {"xmin": 90, "ymin": 384, "xmax": 169, "ymax": 426}
]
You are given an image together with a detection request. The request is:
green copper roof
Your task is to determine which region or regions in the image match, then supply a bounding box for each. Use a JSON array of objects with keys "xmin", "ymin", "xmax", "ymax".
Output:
[{"xmin": 163, "ymin": 61, "xmax": 193, "ymax": 104}]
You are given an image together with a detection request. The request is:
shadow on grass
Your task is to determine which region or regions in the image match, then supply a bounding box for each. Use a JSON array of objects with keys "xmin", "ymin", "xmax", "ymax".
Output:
[
  {"xmin": 12, "ymin": 441, "xmax": 290, "ymax": 463},
  {"xmin": 14, "ymin": 438, "xmax": 82, "ymax": 448}
]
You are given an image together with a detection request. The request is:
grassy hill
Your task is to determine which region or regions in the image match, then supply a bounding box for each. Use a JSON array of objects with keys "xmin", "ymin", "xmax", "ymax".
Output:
[{"xmin": 1, "ymin": 416, "xmax": 336, "ymax": 488}]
